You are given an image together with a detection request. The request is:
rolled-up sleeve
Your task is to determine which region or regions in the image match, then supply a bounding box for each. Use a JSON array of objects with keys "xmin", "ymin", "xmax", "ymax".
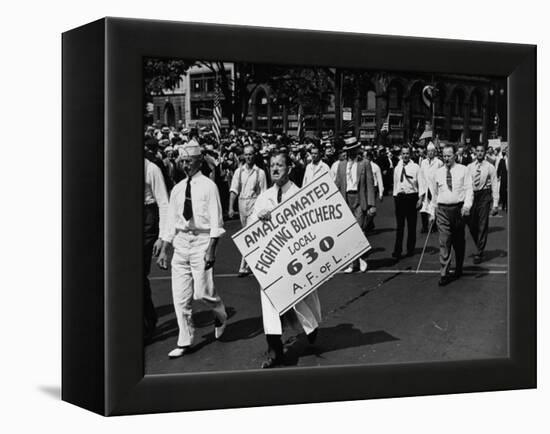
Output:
[
  {"xmin": 463, "ymin": 167, "xmax": 474, "ymax": 210},
  {"xmin": 208, "ymin": 183, "xmax": 226, "ymax": 238},
  {"xmin": 162, "ymin": 187, "xmax": 178, "ymax": 243},
  {"xmin": 229, "ymin": 167, "xmax": 241, "ymax": 195}
]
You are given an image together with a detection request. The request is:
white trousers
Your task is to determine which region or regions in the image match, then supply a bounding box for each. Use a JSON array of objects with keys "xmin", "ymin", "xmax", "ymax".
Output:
[
  {"xmin": 171, "ymin": 232, "xmax": 226, "ymax": 347},
  {"xmin": 261, "ymin": 290, "xmax": 322, "ymax": 336},
  {"xmin": 238, "ymin": 197, "xmax": 256, "ymax": 271}
]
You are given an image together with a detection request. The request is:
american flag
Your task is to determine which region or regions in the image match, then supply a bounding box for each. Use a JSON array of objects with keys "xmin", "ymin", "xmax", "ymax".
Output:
[
  {"xmin": 296, "ymin": 104, "xmax": 305, "ymax": 141},
  {"xmin": 380, "ymin": 113, "xmax": 390, "ymax": 133},
  {"xmin": 212, "ymin": 83, "xmax": 222, "ymax": 144}
]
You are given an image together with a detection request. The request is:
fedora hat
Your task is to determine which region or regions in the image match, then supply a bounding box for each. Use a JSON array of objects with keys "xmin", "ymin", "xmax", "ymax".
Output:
[{"xmin": 342, "ymin": 137, "xmax": 360, "ymax": 151}]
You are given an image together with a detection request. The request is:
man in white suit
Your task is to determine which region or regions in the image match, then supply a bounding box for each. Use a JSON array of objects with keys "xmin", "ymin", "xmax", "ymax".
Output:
[{"xmin": 251, "ymin": 152, "xmax": 322, "ymax": 369}]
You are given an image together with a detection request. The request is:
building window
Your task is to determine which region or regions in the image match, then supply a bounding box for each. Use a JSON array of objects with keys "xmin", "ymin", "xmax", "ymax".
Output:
[
  {"xmin": 366, "ymin": 90, "xmax": 376, "ymax": 111},
  {"xmin": 388, "ymin": 84, "xmax": 402, "ymax": 110},
  {"xmin": 190, "ymin": 100, "xmax": 214, "ymax": 120},
  {"xmin": 470, "ymin": 91, "xmax": 482, "ymax": 117},
  {"xmin": 451, "ymin": 89, "xmax": 465, "ymax": 117},
  {"xmin": 178, "ymin": 106, "xmax": 183, "ymax": 120},
  {"xmin": 156, "ymin": 106, "xmax": 161, "ymax": 120}
]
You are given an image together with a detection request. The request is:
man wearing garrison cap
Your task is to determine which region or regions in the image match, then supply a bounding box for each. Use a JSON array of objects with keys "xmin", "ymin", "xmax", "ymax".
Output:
[{"xmin": 157, "ymin": 140, "xmax": 228, "ymax": 358}]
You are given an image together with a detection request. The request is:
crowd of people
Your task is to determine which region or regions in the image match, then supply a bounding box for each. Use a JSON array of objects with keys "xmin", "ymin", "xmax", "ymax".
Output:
[{"xmin": 144, "ymin": 122, "xmax": 509, "ymax": 367}]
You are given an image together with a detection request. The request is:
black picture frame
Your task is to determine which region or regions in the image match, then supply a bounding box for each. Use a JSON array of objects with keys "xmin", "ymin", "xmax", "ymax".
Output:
[{"xmin": 62, "ymin": 17, "xmax": 536, "ymax": 416}]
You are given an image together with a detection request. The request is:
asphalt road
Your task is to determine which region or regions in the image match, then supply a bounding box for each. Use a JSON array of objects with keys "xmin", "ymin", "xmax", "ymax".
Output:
[{"xmin": 145, "ymin": 196, "xmax": 508, "ymax": 374}]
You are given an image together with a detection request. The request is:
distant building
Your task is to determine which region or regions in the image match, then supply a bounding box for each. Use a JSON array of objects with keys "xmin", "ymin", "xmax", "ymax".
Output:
[
  {"xmin": 151, "ymin": 63, "xmax": 233, "ymax": 130},
  {"xmin": 151, "ymin": 64, "xmax": 507, "ymax": 146}
]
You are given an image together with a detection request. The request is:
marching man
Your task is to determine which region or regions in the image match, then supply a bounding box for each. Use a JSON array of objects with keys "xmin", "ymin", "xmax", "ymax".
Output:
[
  {"xmin": 251, "ymin": 152, "xmax": 322, "ymax": 369},
  {"xmin": 302, "ymin": 144, "xmax": 333, "ymax": 186},
  {"xmin": 333, "ymin": 137, "xmax": 376, "ymax": 272},
  {"xmin": 418, "ymin": 142, "xmax": 443, "ymax": 233},
  {"xmin": 228, "ymin": 145, "xmax": 267, "ymax": 276},
  {"xmin": 429, "ymin": 144, "xmax": 473, "ymax": 286},
  {"xmin": 157, "ymin": 140, "xmax": 228, "ymax": 358},
  {"xmin": 467, "ymin": 144, "xmax": 499, "ymax": 264}
]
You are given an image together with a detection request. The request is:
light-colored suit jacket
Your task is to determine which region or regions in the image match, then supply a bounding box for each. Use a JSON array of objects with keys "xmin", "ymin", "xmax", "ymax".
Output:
[{"xmin": 334, "ymin": 159, "xmax": 376, "ymax": 210}]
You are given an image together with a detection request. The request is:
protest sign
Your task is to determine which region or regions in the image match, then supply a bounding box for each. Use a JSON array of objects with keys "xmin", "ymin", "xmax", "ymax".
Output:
[{"xmin": 232, "ymin": 172, "xmax": 371, "ymax": 314}]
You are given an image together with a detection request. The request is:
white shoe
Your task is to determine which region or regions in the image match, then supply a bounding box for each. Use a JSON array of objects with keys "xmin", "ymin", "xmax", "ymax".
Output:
[
  {"xmin": 359, "ymin": 258, "xmax": 368, "ymax": 273},
  {"xmin": 168, "ymin": 347, "xmax": 187, "ymax": 358},
  {"xmin": 214, "ymin": 321, "xmax": 226, "ymax": 339},
  {"xmin": 344, "ymin": 265, "xmax": 354, "ymax": 274}
]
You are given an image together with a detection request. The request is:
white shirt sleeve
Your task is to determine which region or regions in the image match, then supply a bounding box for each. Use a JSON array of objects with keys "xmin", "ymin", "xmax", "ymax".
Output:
[
  {"xmin": 463, "ymin": 166, "xmax": 474, "ymax": 211},
  {"xmin": 489, "ymin": 164, "xmax": 499, "ymax": 208},
  {"xmin": 259, "ymin": 169, "xmax": 267, "ymax": 193},
  {"xmin": 162, "ymin": 184, "xmax": 179, "ymax": 244},
  {"xmin": 229, "ymin": 167, "xmax": 241, "ymax": 195},
  {"xmin": 207, "ymin": 183, "xmax": 226, "ymax": 238},
  {"xmin": 149, "ymin": 163, "xmax": 169, "ymax": 238}
]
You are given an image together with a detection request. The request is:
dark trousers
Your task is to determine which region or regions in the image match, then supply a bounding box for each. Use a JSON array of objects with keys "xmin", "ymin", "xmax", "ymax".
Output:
[
  {"xmin": 144, "ymin": 204, "xmax": 159, "ymax": 335},
  {"xmin": 468, "ymin": 189, "xmax": 492, "ymax": 256},
  {"xmin": 393, "ymin": 193, "xmax": 418, "ymax": 255},
  {"xmin": 436, "ymin": 203, "xmax": 465, "ymax": 277},
  {"xmin": 346, "ymin": 191, "xmax": 367, "ymax": 268}
]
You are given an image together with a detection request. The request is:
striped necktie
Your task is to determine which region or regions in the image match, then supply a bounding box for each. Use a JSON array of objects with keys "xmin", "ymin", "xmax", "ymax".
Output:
[
  {"xmin": 474, "ymin": 162, "xmax": 482, "ymax": 189},
  {"xmin": 446, "ymin": 166, "xmax": 453, "ymax": 191}
]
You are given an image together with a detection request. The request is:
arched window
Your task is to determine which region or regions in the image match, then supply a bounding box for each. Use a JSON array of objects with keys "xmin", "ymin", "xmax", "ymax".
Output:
[
  {"xmin": 470, "ymin": 90, "xmax": 482, "ymax": 117},
  {"xmin": 434, "ymin": 85, "xmax": 445, "ymax": 115},
  {"xmin": 388, "ymin": 82, "xmax": 403, "ymax": 111},
  {"xmin": 451, "ymin": 88, "xmax": 465, "ymax": 117},
  {"xmin": 255, "ymin": 88, "xmax": 268, "ymax": 118},
  {"xmin": 366, "ymin": 90, "xmax": 376, "ymax": 111}
]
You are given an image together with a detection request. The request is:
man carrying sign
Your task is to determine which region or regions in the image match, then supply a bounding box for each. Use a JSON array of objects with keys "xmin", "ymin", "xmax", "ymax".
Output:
[{"xmin": 251, "ymin": 152, "xmax": 322, "ymax": 369}]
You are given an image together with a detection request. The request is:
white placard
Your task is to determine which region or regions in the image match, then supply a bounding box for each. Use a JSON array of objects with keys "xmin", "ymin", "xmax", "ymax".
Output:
[{"xmin": 232, "ymin": 172, "xmax": 371, "ymax": 314}]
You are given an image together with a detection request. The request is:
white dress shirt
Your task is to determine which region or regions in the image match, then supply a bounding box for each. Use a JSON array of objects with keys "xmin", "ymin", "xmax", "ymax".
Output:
[
  {"xmin": 250, "ymin": 180, "xmax": 322, "ymax": 335},
  {"xmin": 144, "ymin": 159, "xmax": 169, "ymax": 237},
  {"xmin": 392, "ymin": 160, "xmax": 420, "ymax": 196},
  {"xmin": 370, "ymin": 161, "xmax": 384, "ymax": 198},
  {"xmin": 432, "ymin": 163, "xmax": 473, "ymax": 210},
  {"xmin": 251, "ymin": 180, "xmax": 297, "ymax": 218},
  {"xmin": 467, "ymin": 159, "xmax": 499, "ymax": 207},
  {"xmin": 419, "ymin": 157, "xmax": 444, "ymax": 196},
  {"xmin": 346, "ymin": 160, "xmax": 359, "ymax": 191},
  {"xmin": 229, "ymin": 164, "xmax": 267, "ymax": 199},
  {"xmin": 303, "ymin": 160, "xmax": 333, "ymax": 186},
  {"xmin": 163, "ymin": 172, "xmax": 226, "ymax": 242}
]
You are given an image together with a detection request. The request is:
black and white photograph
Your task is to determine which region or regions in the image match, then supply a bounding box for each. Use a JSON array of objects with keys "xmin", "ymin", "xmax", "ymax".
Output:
[
  {"xmin": 3, "ymin": 0, "xmax": 545, "ymax": 430},
  {"xmin": 143, "ymin": 59, "xmax": 510, "ymax": 374}
]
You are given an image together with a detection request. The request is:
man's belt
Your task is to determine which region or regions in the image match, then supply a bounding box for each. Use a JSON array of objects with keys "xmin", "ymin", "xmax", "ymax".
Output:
[
  {"xmin": 176, "ymin": 228, "xmax": 210, "ymax": 236},
  {"xmin": 346, "ymin": 190, "xmax": 358, "ymax": 194},
  {"xmin": 437, "ymin": 202, "xmax": 464, "ymax": 208}
]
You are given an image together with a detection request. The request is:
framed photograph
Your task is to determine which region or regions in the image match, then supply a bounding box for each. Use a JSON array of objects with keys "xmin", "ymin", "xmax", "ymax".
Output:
[{"xmin": 62, "ymin": 17, "xmax": 536, "ymax": 416}]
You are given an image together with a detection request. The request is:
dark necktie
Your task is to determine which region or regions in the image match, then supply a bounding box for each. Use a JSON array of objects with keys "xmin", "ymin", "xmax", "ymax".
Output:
[
  {"xmin": 446, "ymin": 167, "xmax": 453, "ymax": 191},
  {"xmin": 277, "ymin": 187, "xmax": 282, "ymax": 204},
  {"xmin": 400, "ymin": 163, "xmax": 408, "ymax": 182},
  {"xmin": 183, "ymin": 179, "xmax": 193, "ymax": 220}
]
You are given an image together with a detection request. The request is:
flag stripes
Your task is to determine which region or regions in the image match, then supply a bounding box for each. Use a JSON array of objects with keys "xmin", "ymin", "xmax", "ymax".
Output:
[{"xmin": 212, "ymin": 84, "xmax": 222, "ymax": 144}]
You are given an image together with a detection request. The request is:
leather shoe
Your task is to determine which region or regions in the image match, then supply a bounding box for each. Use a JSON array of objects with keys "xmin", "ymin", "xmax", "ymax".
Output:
[
  {"xmin": 438, "ymin": 276, "xmax": 451, "ymax": 286},
  {"xmin": 261, "ymin": 353, "xmax": 285, "ymax": 369},
  {"xmin": 307, "ymin": 328, "xmax": 319, "ymax": 344},
  {"xmin": 454, "ymin": 269, "xmax": 463, "ymax": 279},
  {"xmin": 168, "ymin": 346, "xmax": 188, "ymax": 358},
  {"xmin": 473, "ymin": 255, "xmax": 482, "ymax": 265}
]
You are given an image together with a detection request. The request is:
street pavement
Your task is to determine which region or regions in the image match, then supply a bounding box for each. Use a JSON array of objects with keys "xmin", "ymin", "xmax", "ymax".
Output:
[{"xmin": 145, "ymin": 196, "xmax": 508, "ymax": 374}]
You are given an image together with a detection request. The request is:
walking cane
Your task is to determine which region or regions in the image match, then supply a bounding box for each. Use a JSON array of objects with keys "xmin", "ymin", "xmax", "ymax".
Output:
[{"xmin": 416, "ymin": 219, "xmax": 434, "ymax": 273}]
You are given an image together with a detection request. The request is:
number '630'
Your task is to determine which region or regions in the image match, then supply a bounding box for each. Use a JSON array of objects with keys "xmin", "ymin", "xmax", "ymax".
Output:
[{"xmin": 287, "ymin": 236, "xmax": 335, "ymax": 276}]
